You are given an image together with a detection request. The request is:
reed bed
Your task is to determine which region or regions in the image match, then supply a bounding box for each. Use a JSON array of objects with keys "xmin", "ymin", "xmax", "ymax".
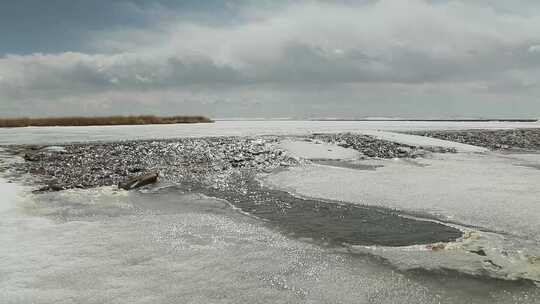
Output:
[{"xmin": 0, "ymin": 115, "xmax": 213, "ymax": 128}]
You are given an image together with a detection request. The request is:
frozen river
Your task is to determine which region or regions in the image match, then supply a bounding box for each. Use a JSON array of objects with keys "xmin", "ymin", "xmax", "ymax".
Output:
[
  {"xmin": 1, "ymin": 119, "xmax": 538, "ymax": 145},
  {"xmin": 1, "ymin": 121, "xmax": 540, "ymax": 303}
]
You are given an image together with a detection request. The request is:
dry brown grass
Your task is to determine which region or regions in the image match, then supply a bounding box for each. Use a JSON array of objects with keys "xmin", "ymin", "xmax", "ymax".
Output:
[{"xmin": 0, "ymin": 115, "xmax": 213, "ymax": 128}]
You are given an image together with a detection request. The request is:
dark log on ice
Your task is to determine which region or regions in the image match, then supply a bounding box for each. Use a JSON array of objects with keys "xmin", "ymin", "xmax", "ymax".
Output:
[
  {"xmin": 118, "ymin": 170, "xmax": 159, "ymax": 190},
  {"xmin": 23, "ymin": 153, "xmax": 39, "ymax": 161}
]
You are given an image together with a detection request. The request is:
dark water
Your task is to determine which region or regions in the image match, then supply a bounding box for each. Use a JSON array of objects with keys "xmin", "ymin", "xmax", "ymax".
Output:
[
  {"xmin": 515, "ymin": 163, "xmax": 540, "ymax": 170},
  {"xmin": 313, "ymin": 159, "xmax": 384, "ymax": 170},
  {"xmin": 175, "ymin": 176, "xmax": 462, "ymax": 247}
]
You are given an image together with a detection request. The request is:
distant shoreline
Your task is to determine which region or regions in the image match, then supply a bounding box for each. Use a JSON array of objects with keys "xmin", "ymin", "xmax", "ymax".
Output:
[
  {"xmin": 307, "ymin": 119, "xmax": 539, "ymax": 122},
  {"xmin": 213, "ymin": 118, "xmax": 539, "ymax": 122},
  {"xmin": 0, "ymin": 115, "xmax": 214, "ymax": 128}
]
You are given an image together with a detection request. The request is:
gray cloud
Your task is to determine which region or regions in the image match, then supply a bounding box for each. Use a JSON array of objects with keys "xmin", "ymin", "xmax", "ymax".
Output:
[{"xmin": 1, "ymin": 0, "xmax": 540, "ymax": 118}]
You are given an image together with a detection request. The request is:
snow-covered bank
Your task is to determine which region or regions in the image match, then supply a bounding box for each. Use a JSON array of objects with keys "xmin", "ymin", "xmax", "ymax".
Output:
[
  {"xmin": 0, "ymin": 151, "xmax": 26, "ymax": 213},
  {"xmin": 0, "ymin": 178, "xmax": 22, "ymax": 213}
]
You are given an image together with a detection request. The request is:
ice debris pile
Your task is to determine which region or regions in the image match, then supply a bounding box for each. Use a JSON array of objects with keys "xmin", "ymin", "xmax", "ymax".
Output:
[
  {"xmin": 409, "ymin": 128, "xmax": 540, "ymax": 151},
  {"xmin": 8, "ymin": 136, "xmax": 296, "ymax": 191},
  {"xmin": 312, "ymin": 133, "xmax": 457, "ymax": 159}
]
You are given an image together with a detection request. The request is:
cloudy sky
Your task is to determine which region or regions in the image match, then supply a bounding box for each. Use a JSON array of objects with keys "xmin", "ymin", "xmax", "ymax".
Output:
[{"xmin": 1, "ymin": 0, "xmax": 540, "ymax": 119}]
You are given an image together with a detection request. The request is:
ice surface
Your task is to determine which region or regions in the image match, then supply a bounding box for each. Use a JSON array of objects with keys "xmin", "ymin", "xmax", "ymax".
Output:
[
  {"xmin": 2, "ymin": 123, "xmax": 540, "ymax": 302},
  {"xmin": 6, "ymin": 184, "xmax": 536, "ymax": 303},
  {"xmin": 1, "ymin": 178, "xmax": 539, "ymax": 304},
  {"xmin": 265, "ymin": 152, "xmax": 540, "ymax": 281},
  {"xmin": 1, "ymin": 120, "xmax": 539, "ymax": 145},
  {"xmin": 267, "ymin": 152, "xmax": 540, "ymax": 240}
]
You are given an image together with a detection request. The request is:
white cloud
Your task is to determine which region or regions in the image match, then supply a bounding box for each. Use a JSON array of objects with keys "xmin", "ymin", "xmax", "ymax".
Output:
[
  {"xmin": 1, "ymin": 0, "xmax": 540, "ymax": 117},
  {"xmin": 529, "ymin": 45, "xmax": 540, "ymax": 53}
]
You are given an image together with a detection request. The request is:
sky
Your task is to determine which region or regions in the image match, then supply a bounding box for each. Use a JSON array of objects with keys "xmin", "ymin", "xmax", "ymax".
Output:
[{"xmin": 1, "ymin": 0, "xmax": 540, "ymax": 119}]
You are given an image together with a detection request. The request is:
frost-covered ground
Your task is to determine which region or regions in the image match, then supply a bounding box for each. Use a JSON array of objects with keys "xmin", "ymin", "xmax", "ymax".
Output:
[{"xmin": 1, "ymin": 121, "xmax": 540, "ymax": 303}]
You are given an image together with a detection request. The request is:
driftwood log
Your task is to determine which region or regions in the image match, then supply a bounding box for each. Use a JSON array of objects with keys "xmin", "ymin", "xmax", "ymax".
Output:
[{"xmin": 118, "ymin": 170, "xmax": 159, "ymax": 190}]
